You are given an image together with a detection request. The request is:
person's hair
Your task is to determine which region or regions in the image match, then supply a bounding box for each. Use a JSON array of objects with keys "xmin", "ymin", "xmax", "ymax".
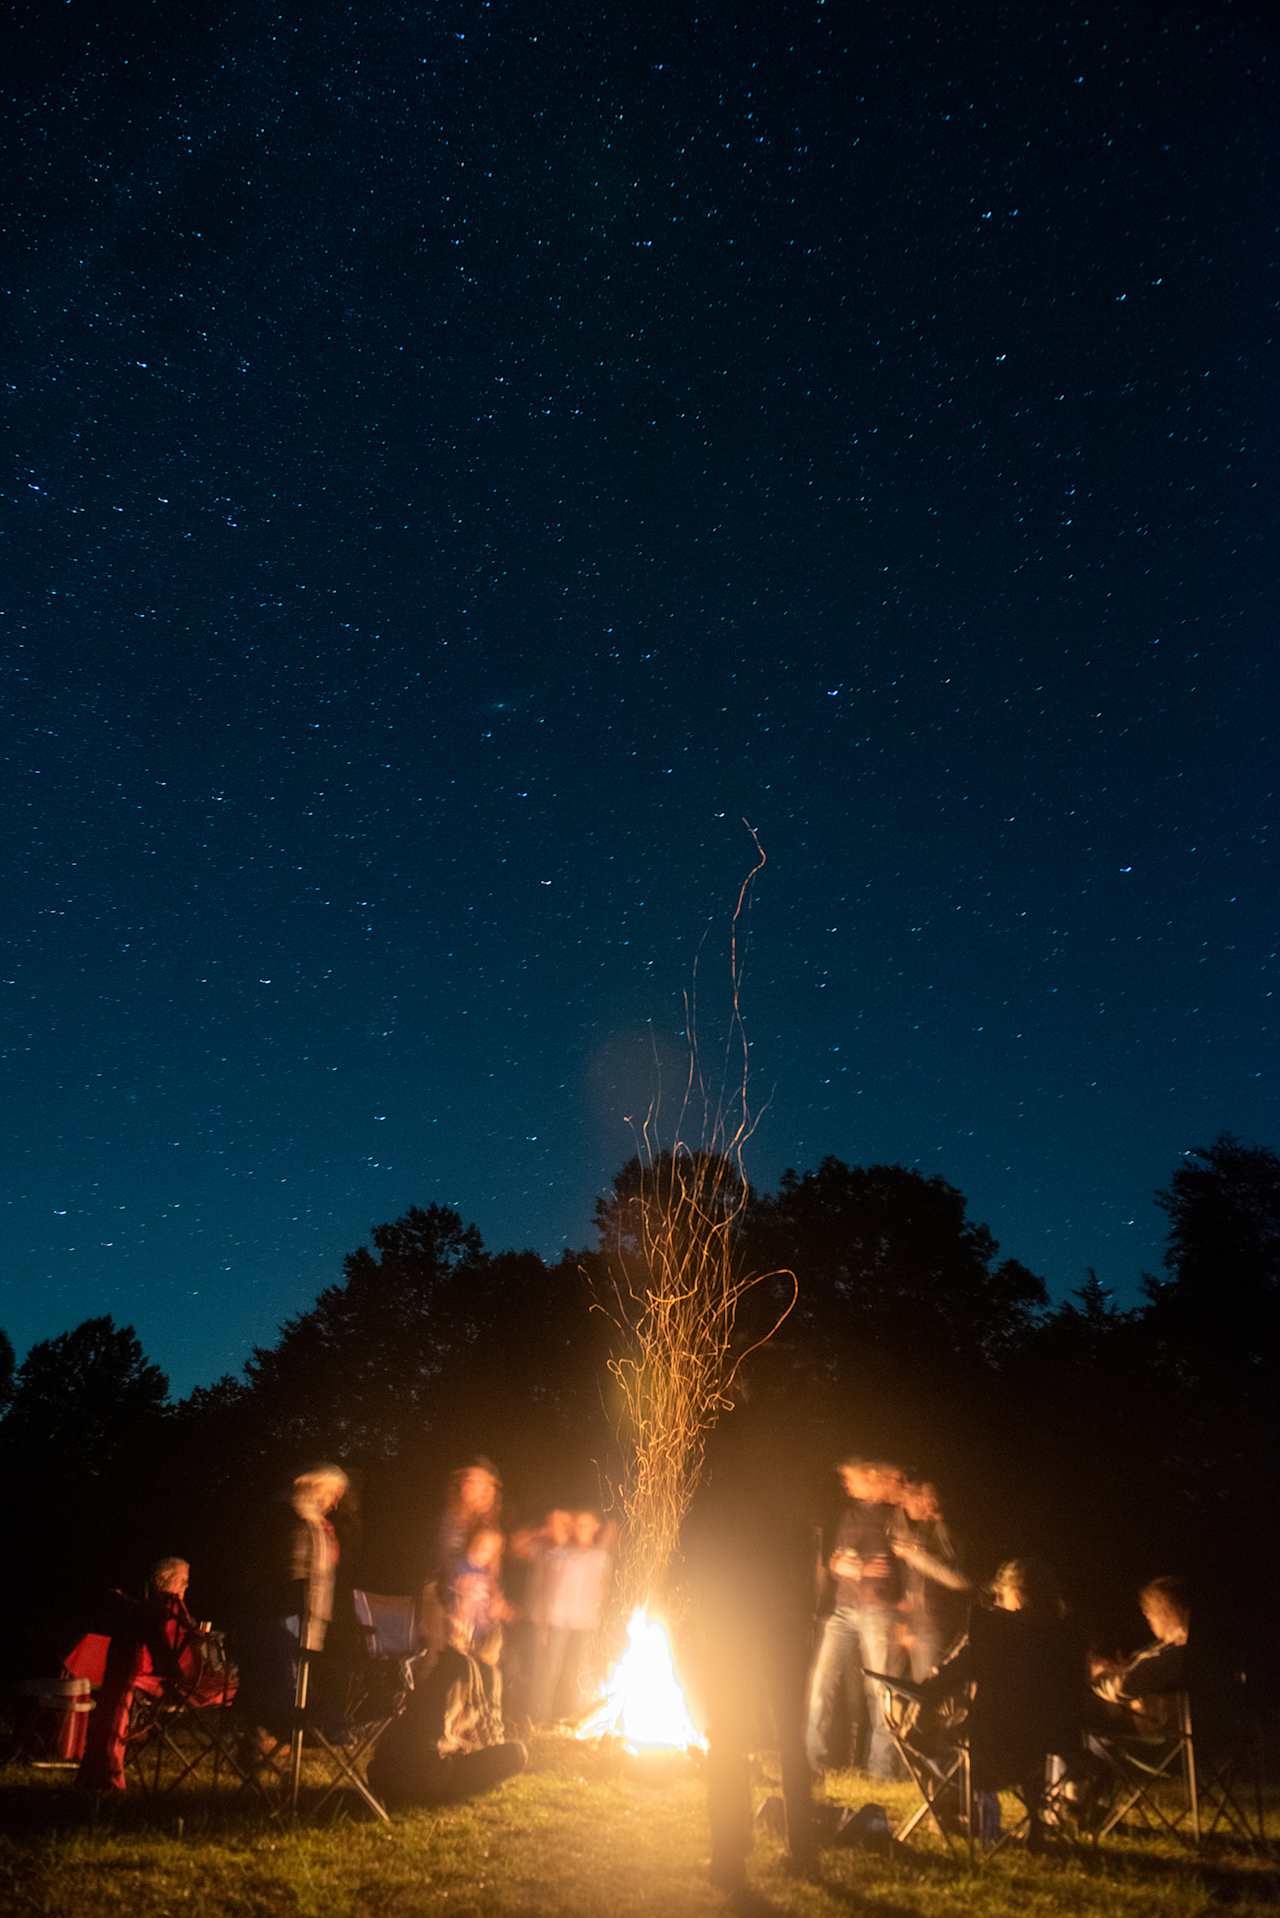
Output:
[
  {"xmin": 446, "ymin": 1458, "xmax": 502, "ymax": 1518},
  {"xmin": 993, "ymin": 1556, "xmax": 1065, "ymax": 1616},
  {"xmin": 1140, "ymin": 1574, "xmax": 1191, "ymax": 1638},
  {"xmin": 151, "ymin": 1556, "xmax": 189, "ymax": 1593},
  {"xmin": 292, "ymin": 1463, "xmax": 349, "ymax": 1510}
]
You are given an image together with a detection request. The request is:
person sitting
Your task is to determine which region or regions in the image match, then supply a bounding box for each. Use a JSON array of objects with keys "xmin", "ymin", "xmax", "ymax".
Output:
[
  {"xmin": 367, "ymin": 1641, "xmax": 527, "ymax": 1806},
  {"xmin": 77, "ymin": 1556, "xmax": 229, "ymax": 1793},
  {"xmin": 903, "ymin": 1557, "xmax": 1087, "ymax": 1846},
  {"xmin": 1091, "ymin": 1574, "xmax": 1190, "ymax": 1733}
]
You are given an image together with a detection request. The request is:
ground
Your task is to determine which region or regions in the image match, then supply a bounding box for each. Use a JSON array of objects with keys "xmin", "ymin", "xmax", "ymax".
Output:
[{"xmin": 0, "ymin": 1738, "xmax": 1275, "ymax": 1918}]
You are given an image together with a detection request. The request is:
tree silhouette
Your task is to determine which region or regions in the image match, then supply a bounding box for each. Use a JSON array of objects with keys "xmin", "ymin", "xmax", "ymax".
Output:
[
  {"xmin": 243, "ymin": 1206, "xmax": 600, "ymax": 1489},
  {"xmin": 747, "ymin": 1157, "xmax": 1047, "ymax": 1374},
  {"xmin": 1147, "ymin": 1132, "xmax": 1280, "ymax": 1355},
  {"xmin": 1141, "ymin": 1134, "xmax": 1280, "ymax": 1619},
  {"xmin": 244, "ymin": 1204, "xmax": 491, "ymax": 1462},
  {"xmin": 0, "ymin": 1326, "xmax": 14, "ymax": 1415},
  {"xmin": 0, "ymin": 1318, "xmax": 169, "ymax": 1672},
  {"xmin": 2, "ymin": 1316, "xmax": 168, "ymax": 1471}
]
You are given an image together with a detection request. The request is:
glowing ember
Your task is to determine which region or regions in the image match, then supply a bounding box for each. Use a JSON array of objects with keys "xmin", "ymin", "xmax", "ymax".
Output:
[{"xmin": 575, "ymin": 1608, "xmax": 706, "ymax": 1752}]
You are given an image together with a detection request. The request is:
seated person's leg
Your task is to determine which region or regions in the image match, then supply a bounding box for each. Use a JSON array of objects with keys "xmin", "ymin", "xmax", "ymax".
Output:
[{"xmin": 421, "ymin": 1740, "xmax": 528, "ymax": 1802}]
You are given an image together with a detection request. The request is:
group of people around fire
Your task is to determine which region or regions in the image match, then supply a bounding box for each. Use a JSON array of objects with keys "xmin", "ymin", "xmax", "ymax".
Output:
[
  {"xmin": 70, "ymin": 1444, "xmax": 1194, "ymax": 1868},
  {"xmin": 800, "ymin": 1456, "xmax": 1191, "ymax": 1844},
  {"xmin": 75, "ymin": 1455, "xmax": 616, "ymax": 1800}
]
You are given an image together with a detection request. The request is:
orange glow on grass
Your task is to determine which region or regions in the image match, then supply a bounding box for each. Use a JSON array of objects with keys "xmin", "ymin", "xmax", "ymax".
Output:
[{"xmin": 574, "ymin": 1608, "xmax": 706, "ymax": 1753}]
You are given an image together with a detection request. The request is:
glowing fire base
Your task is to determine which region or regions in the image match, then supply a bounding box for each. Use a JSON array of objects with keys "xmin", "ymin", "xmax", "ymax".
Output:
[{"xmin": 574, "ymin": 1608, "xmax": 707, "ymax": 1755}]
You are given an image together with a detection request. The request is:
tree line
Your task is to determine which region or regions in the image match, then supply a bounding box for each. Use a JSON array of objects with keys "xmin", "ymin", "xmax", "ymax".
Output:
[{"xmin": 1, "ymin": 1131, "xmax": 1276, "ymax": 1681}]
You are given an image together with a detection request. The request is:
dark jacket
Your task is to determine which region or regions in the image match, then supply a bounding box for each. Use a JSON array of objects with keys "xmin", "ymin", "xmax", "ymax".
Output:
[{"xmin": 917, "ymin": 1602, "xmax": 1087, "ymax": 1788}]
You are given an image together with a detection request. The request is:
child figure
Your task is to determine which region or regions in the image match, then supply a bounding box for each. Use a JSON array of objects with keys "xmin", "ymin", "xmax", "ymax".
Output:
[{"xmin": 450, "ymin": 1526, "xmax": 510, "ymax": 1657}]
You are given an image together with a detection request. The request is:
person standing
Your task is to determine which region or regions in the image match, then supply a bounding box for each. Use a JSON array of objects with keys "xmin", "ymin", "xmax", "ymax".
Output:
[
  {"xmin": 436, "ymin": 1457, "xmax": 503, "ymax": 1584},
  {"xmin": 420, "ymin": 1457, "xmax": 504, "ymax": 1654},
  {"xmin": 683, "ymin": 1426, "xmax": 817, "ymax": 1893},
  {"xmin": 237, "ymin": 1463, "xmax": 349, "ymax": 1758},
  {"xmin": 805, "ymin": 1457, "xmax": 904, "ymax": 1779},
  {"xmin": 532, "ymin": 1509, "xmax": 612, "ymax": 1725},
  {"xmin": 890, "ymin": 1475, "xmax": 970, "ymax": 1680}
]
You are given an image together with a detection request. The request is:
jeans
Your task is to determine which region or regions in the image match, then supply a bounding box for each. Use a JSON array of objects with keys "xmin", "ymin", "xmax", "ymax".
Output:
[{"xmin": 805, "ymin": 1606, "xmax": 898, "ymax": 1778}]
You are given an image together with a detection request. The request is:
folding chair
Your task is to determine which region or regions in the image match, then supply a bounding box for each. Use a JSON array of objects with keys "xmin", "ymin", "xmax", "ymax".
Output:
[
  {"xmin": 125, "ymin": 1630, "xmax": 250, "ymax": 1796},
  {"xmin": 283, "ymin": 1600, "xmax": 407, "ymax": 1824},
  {"xmin": 353, "ymin": 1590, "xmax": 417, "ymax": 1669},
  {"xmin": 294, "ymin": 1591, "xmax": 414, "ymax": 1820},
  {"xmin": 868, "ymin": 1668, "xmax": 1088, "ymax": 1863},
  {"xmin": 1094, "ymin": 1683, "xmax": 1270, "ymax": 1852},
  {"xmin": 68, "ymin": 1618, "xmax": 260, "ymax": 1798},
  {"xmin": 1193, "ymin": 1676, "xmax": 1271, "ymax": 1852}
]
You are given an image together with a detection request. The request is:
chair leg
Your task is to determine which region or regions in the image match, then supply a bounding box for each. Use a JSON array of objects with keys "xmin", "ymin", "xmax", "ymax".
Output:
[
  {"xmin": 885, "ymin": 1727, "xmax": 963, "ymax": 1854},
  {"xmin": 1183, "ymin": 1710, "xmax": 1200, "ymax": 1845},
  {"xmin": 305, "ymin": 1728, "xmax": 391, "ymax": 1825},
  {"xmin": 289, "ymin": 1654, "xmax": 310, "ymax": 1819}
]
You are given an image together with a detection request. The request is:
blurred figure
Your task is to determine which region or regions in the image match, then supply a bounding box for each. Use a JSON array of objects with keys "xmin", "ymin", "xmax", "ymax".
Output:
[
  {"xmin": 420, "ymin": 1457, "xmax": 504, "ymax": 1655},
  {"xmin": 683, "ymin": 1428, "xmax": 816, "ymax": 1893},
  {"xmin": 368, "ymin": 1641, "xmax": 526, "ymax": 1806},
  {"xmin": 507, "ymin": 1506, "xmax": 574, "ymax": 1728},
  {"xmin": 530, "ymin": 1508, "xmax": 612, "ymax": 1726},
  {"xmin": 1091, "ymin": 1574, "xmax": 1190, "ymax": 1731},
  {"xmin": 437, "ymin": 1457, "xmax": 503, "ymax": 1581},
  {"xmin": 237, "ymin": 1463, "xmax": 349, "ymax": 1758},
  {"xmin": 450, "ymin": 1525, "xmax": 512, "ymax": 1660},
  {"xmin": 890, "ymin": 1475, "xmax": 971, "ymax": 1679},
  {"xmin": 806, "ymin": 1457, "xmax": 904, "ymax": 1779}
]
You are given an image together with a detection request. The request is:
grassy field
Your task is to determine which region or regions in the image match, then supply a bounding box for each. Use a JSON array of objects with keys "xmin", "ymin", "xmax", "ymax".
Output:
[{"xmin": 1, "ymin": 1736, "xmax": 1275, "ymax": 1918}]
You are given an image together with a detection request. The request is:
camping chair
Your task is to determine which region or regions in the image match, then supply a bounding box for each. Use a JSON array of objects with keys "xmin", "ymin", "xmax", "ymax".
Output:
[
  {"xmin": 282, "ymin": 1600, "xmax": 408, "ymax": 1824},
  {"xmin": 867, "ymin": 1668, "xmax": 1087, "ymax": 1863},
  {"xmin": 1193, "ymin": 1673, "xmax": 1271, "ymax": 1852},
  {"xmin": 302, "ymin": 1590, "xmax": 416, "ymax": 1819},
  {"xmin": 124, "ymin": 1628, "xmax": 251, "ymax": 1795},
  {"xmin": 353, "ymin": 1589, "xmax": 417, "ymax": 1662},
  {"xmin": 68, "ymin": 1619, "xmax": 259, "ymax": 1798},
  {"xmin": 1093, "ymin": 1680, "xmax": 1269, "ymax": 1852},
  {"xmin": 341, "ymin": 1593, "xmax": 416, "ymax": 1761}
]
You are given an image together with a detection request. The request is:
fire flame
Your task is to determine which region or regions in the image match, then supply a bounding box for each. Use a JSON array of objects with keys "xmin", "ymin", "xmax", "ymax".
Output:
[{"xmin": 575, "ymin": 1608, "xmax": 706, "ymax": 1752}]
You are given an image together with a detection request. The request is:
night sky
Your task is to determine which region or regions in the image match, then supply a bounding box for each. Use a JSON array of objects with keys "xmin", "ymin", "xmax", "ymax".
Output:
[{"xmin": 5, "ymin": 1, "xmax": 1276, "ymax": 1395}]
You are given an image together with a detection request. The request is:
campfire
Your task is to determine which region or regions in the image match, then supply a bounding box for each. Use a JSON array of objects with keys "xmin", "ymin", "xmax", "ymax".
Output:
[{"xmin": 575, "ymin": 1608, "xmax": 706, "ymax": 1755}]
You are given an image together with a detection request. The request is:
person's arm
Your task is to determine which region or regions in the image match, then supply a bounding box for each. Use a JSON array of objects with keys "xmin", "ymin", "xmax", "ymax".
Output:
[
  {"xmin": 143, "ymin": 1596, "xmax": 188, "ymax": 1692},
  {"xmin": 890, "ymin": 1530, "xmax": 972, "ymax": 1592},
  {"xmin": 1114, "ymin": 1640, "xmax": 1185, "ymax": 1705}
]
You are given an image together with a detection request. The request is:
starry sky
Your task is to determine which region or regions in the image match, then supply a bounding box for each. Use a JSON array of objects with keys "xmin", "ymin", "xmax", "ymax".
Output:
[{"xmin": 4, "ymin": 1, "xmax": 1276, "ymax": 1395}]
